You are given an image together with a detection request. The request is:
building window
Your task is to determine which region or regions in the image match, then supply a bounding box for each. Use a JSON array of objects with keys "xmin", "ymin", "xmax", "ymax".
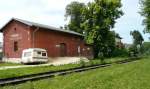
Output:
[
  {"xmin": 14, "ymin": 41, "xmax": 18, "ymax": 52},
  {"xmin": 14, "ymin": 28, "xmax": 16, "ymax": 32}
]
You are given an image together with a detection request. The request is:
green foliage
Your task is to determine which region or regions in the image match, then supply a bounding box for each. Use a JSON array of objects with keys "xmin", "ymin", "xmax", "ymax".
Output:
[
  {"xmin": 140, "ymin": 0, "xmax": 150, "ymax": 33},
  {"xmin": 80, "ymin": 60, "xmax": 86, "ymax": 67},
  {"xmin": 82, "ymin": 0, "xmax": 123, "ymax": 58},
  {"xmin": 82, "ymin": 0, "xmax": 123, "ymax": 42},
  {"xmin": 142, "ymin": 42, "xmax": 150, "ymax": 56},
  {"xmin": 128, "ymin": 45, "xmax": 139, "ymax": 57},
  {"xmin": 112, "ymin": 48, "xmax": 128, "ymax": 57},
  {"xmin": 98, "ymin": 52, "xmax": 105, "ymax": 63},
  {"xmin": 65, "ymin": 1, "xmax": 86, "ymax": 33},
  {"xmin": 104, "ymin": 31, "xmax": 116, "ymax": 57}
]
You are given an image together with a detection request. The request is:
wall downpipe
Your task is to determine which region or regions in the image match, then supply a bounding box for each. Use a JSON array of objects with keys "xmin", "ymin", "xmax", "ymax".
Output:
[{"xmin": 32, "ymin": 27, "xmax": 39, "ymax": 48}]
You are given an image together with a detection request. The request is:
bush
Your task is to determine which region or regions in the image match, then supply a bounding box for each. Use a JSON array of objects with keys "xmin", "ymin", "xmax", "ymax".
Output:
[
  {"xmin": 98, "ymin": 52, "xmax": 105, "ymax": 64},
  {"xmin": 128, "ymin": 45, "xmax": 139, "ymax": 57},
  {"xmin": 112, "ymin": 48, "xmax": 128, "ymax": 57},
  {"xmin": 142, "ymin": 42, "xmax": 150, "ymax": 56},
  {"xmin": 80, "ymin": 60, "xmax": 86, "ymax": 67}
]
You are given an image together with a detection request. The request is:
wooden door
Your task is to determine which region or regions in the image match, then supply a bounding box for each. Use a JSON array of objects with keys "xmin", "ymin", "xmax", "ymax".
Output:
[{"xmin": 60, "ymin": 43, "xmax": 67, "ymax": 57}]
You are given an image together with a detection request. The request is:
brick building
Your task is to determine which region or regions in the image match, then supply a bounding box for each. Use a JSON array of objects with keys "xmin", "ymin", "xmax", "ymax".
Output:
[{"xmin": 0, "ymin": 18, "xmax": 93, "ymax": 63}]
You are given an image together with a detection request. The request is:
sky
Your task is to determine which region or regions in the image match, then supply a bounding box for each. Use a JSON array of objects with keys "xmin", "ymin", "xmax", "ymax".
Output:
[{"xmin": 0, "ymin": 0, "xmax": 149, "ymax": 43}]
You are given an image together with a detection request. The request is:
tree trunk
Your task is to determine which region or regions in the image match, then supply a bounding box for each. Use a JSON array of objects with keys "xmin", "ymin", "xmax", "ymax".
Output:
[{"xmin": 93, "ymin": 42, "xmax": 99, "ymax": 58}]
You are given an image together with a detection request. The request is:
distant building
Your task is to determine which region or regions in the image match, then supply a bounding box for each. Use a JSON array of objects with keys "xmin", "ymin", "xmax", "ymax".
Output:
[
  {"xmin": 0, "ymin": 18, "xmax": 93, "ymax": 63},
  {"xmin": 115, "ymin": 34, "xmax": 124, "ymax": 49}
]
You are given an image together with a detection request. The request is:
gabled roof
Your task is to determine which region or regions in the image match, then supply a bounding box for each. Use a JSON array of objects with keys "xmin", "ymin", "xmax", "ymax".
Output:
[{"xmin": 0, "ymin": 18, "xmax": 83, "ymax": 36}]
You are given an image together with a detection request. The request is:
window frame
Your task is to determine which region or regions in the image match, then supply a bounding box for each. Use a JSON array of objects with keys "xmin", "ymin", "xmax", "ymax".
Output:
[{"xmin": 14, "ymin": 41, "xmax": 18, "ymax": 52}]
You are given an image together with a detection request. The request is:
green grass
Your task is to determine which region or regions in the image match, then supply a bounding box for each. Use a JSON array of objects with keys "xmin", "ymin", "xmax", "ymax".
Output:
[
  {"xmin": 0, "ymin": 64, "xmax": 80, "ymax": 79},
  {"xmin": 0, "ymin": 63, "xmax": 22, "ymax": 67},
  {"xmin": 1, "ymin": 56, "xmax": 150, "ymax": 89},
  {"xmin": 0, "ymin": 57, "xmax": 126, "ymax": 79}
]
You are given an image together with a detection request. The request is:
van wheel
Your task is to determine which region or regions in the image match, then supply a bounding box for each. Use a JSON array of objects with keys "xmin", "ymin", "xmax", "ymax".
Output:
[{"xmin": 21, "ymin": 62, "xmax": 25, "ymax": 64}]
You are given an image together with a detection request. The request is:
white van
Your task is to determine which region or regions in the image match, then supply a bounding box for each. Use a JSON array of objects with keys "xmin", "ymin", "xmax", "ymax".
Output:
[{"xmin": 21, "ymin": 48, "xmax": 48, "ymax": 64}]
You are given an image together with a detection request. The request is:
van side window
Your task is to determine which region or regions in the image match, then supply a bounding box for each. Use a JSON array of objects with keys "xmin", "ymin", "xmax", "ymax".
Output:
[
  {"xmin": 37, "ymin": 51, "xmax": 41, "ymax": 55},
  {"xmin": 14, "ymin": 41, "xmax": 18, "ymax": 52},
  {"xmin": 42, "ymin": 52, "xmax": 46, "ymax": 56}
]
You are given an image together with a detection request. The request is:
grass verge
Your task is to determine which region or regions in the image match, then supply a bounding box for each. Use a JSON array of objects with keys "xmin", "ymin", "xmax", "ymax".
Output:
[
  {"xmin": 1, "ymin": 57, "xmax": 150, "ymax": 89},
  {"xmin": 0, "ymin": 57, "xmax": 127, "ymax": 79},
  {"xmin": 0, "ymin": 63, "xmax": 22, "ymax": 67}
]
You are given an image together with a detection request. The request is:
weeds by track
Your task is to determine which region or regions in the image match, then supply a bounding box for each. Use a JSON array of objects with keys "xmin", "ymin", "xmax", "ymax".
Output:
[{"xmin": 0, "ymin": 57, "xmax": 141, "ymax": 86}]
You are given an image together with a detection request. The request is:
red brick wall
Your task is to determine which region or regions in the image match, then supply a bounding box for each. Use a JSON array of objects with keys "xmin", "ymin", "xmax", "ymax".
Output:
[
  {"xmin": 3, "ymin": 20, "xmax": 32, "ymax": 58},
  {"xmin": 31, "ymin": 27, "xmax": 84, "ymax": 57}
]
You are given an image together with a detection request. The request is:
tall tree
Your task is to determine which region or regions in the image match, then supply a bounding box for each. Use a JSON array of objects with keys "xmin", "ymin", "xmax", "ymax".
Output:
[
  {"xmin": 130, "ymin": 30, "xmax": 144, "ymax": 47},
  {"xmin": 81, "ymin": 0, "xmax": 123, "ymax": 58},
  {"xmin": 65, "ymin": 1, "xmax": 86, "ymax": 34},
  {"xmin": 130, "ymin": 30, "xmax": 144, "ymax": 53},
  {"xmin": 140, "ymin": 0, "xmax": 150, "ymax": 33},
  {"xmin": 65, "ymin": 0, "xmax": 123, "ymax": 58}
]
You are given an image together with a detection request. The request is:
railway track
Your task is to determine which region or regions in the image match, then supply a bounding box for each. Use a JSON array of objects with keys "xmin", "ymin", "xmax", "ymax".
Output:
[{"xmin": 0, "ymin": 57, "xmax": 141, "ymax": 86}]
